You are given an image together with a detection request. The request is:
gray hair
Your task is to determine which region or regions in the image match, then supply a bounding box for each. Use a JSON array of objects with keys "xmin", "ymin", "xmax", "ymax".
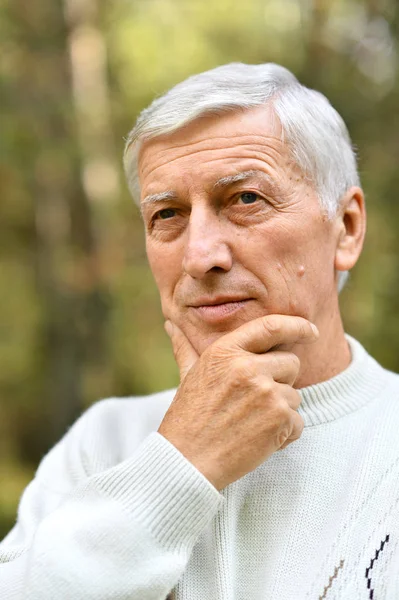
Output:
[{"xmin": 124, "ymin": 62, "xmax": 360, "ymax": 291}]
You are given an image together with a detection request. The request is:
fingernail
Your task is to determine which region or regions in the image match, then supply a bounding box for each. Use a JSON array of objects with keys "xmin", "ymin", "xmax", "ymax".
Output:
[
  {"xmin": 164, "ymin": 320, "xmax": 173, "ymax": 337},
  {"xmin": 311, "ymin": 323, "xmax": 319, "ymax": 337}
]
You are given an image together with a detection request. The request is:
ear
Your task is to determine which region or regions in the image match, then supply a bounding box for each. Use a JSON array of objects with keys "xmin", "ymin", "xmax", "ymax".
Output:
[{"xmin": 334, "ymin": 186, "xmax": 366, "ymax": 272}]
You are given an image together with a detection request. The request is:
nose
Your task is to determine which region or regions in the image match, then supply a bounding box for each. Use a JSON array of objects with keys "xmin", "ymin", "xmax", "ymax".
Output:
[{"xmin": 182, "ymin": 207, "xmax": 233, "ymax": 279}]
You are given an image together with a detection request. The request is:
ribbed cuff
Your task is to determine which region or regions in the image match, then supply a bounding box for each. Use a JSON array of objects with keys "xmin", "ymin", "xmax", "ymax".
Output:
[{"xmin": 93, "ymin": 432, "xmax": 224, "ymax": 552}]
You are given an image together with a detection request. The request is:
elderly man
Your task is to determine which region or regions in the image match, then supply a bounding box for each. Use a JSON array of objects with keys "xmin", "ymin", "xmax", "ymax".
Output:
[{"xmin": 1, "ymin": 63, "xmax": 398, "ymax": 600}]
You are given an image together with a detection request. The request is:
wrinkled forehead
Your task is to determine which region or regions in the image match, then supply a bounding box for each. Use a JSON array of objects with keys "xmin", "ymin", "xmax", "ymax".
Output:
[
  {"xmin": 141, "ymin": 102, "xmax": 281, "ymax": 149},
  {"xmin": 137, "ymin": 104, "xmax": 296, "ymax": 197}
]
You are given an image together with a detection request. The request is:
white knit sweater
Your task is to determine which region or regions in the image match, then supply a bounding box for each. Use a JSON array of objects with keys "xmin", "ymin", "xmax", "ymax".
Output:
[{"xmin": 1, "ymin": 336, "xmax": 399, "ymax": 599}]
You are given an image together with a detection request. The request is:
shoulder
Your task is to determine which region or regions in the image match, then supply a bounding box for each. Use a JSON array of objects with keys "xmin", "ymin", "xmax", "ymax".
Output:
[
  {"xmin": 382, "ymin": 366, "xmax": 399, "ymax": 415},
  {"xmin": 384, "ymin": 366, "xmax": 399, "ymax": 387}
]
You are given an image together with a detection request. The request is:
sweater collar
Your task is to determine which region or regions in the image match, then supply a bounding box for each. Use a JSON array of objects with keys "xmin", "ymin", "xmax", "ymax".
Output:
[{"xmin": 298, "ymin": 335, "xmax": 388, "ymax": 427}]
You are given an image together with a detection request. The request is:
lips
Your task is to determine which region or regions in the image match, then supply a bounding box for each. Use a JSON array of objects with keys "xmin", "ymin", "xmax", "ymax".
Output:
[
  {"xmin": 189, "ymin": 296, "xmax": 251, "ymax": 307},
  {"xmin": 188, "ymin": 297, "xmax": 253, "ymax": 323}
]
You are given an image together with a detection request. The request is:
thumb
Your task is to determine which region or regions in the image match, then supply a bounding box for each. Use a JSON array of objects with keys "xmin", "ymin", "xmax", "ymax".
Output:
[{"xmin": 164, "ymin": 320, "xmax": 199, "ymax": 381}]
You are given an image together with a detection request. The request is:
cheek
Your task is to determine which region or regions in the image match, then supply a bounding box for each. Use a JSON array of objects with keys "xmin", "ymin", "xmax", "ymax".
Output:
[
  {"xmin": 268, "ymin": 217, "xmax": 333, "ymax": 269},
  {"xmin": 146, "ymin": 241, "xmax": 180, "ymax": 298},
  {"xmin": 251, "ymin": 220, "xmax": 334, "ymax": 308}
]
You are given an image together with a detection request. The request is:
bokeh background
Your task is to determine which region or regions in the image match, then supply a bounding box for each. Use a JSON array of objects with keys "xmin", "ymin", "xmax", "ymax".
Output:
[{"xmin": 1, "ymin": 0, "xmax": 398, "ymax": 540}]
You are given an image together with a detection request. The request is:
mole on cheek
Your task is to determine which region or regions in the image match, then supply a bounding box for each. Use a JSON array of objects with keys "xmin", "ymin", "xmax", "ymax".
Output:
[{"xmin": 297, "ymin": 265, "xmax": 305, "ymax": 277}]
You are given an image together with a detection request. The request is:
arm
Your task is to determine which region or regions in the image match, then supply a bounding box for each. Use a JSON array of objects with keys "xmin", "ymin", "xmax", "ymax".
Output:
[
  {"xmin": 0, "ymin": 414, "xmax": 223, "ymax": 600},
  {"xmin": 1, "ymin": 313, "xmax": 317, "ymax": 598}
]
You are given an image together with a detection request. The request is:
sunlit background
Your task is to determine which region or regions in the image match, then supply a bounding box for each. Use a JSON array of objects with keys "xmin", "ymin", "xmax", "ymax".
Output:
[{"xmin": 1, "ymin": 0, "xmax": 398, "ymax": 539}]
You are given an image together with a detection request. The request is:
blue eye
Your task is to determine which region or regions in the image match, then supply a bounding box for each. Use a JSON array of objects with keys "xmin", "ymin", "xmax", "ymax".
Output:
[
  {"xmin": 240, "ymin": 192, "xmax": 258, "ymax": 204},
  {"xmin": 158, "ymin": 208, "xmax": 176, "ymax": 219}
]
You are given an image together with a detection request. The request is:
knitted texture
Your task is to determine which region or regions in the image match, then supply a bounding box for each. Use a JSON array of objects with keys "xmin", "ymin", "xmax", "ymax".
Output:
[{"xmin": 0, "ymin": 336, "xmax": 398, "ymax": 599}]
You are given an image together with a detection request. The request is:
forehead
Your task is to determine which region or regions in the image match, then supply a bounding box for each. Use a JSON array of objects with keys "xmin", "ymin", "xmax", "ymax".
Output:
[{"xmin": 137, "ymin": 104, "xmax": 296, "ymax": 197}]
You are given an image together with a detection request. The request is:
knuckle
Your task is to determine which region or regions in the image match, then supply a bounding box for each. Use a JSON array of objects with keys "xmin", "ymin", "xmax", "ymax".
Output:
[
  {"xmin": 228, "ymin": 370, "xmax": 245, "ymax": 389},
  {"xmin": 276, "ymin": 428, "xmax": 290, "ymax": 448},
  {"xmin": 257, "ymin": 377, "xmax": 274, "ymax": 397},
  {"xmin": 278, "ymin": 414, "xmax": 304, "ymax": 450},
  {"xmin": 267, "ymin": 399, "xmax": 291, "ymax": 425}
]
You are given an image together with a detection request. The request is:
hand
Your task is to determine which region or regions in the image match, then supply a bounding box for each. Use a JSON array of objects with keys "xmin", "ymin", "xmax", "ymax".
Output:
[{"xmin": 158, "ymin": 314, "xmax": 319, "ymax": 490}]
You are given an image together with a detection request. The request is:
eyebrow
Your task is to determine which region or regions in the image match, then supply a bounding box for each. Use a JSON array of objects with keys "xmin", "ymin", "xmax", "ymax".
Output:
[
  {"xmin": 213, "ymin": 170, "xmax": 281, "ymax": 194},
  {"xmin": 140, "ymin": 169, "xmax": 282, "ymax": 211},
  {"xmin": 141, "ymin": 190, "xmax": 178, "ymax": 207}
]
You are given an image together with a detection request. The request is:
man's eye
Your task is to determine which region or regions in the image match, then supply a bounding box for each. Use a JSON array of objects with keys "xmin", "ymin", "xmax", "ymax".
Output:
[
  {"xmin": 156, "ymin": 208, "xmax": 176, "ymax": 220},
  {"xmin": 239, "ymin": 192, "xmax": 259, "ymax": 205}
]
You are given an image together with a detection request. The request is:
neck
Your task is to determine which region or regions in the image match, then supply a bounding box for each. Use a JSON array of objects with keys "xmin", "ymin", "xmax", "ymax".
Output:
[{"xmin": 294, "ymin": 309, "xmax": 351, "ymax": 389}]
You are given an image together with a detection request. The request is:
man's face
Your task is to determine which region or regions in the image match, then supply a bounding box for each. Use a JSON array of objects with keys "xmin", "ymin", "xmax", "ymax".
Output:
[{"xmin": 138, "ymin": 105, "xmax": 341, "ymax": 354}]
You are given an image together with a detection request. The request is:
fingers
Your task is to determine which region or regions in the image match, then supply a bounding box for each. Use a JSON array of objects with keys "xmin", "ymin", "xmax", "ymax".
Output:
[
  {"xmin": 218, "ymin": 314, "xmax": 318, "ymax": 354},
  {"xmin": 164, "ymin": 320, "xmax": 199, "ymax": 381},
  {"xmin": 253, "ymin": 350, "xmax": 301, "ymax": 387},
  {"xmin": 278, "ymin": 411, "xmax": 304, "ymax": 450},
  {"xmin": 280, "ymin": 383, "xmax": 302, "ymax": 411}
]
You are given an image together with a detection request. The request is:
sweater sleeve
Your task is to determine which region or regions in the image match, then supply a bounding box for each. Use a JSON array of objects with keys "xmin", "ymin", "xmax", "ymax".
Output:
[{"xmin": 0, "ymin": 410, "xmax": 224, "ymax": 600}]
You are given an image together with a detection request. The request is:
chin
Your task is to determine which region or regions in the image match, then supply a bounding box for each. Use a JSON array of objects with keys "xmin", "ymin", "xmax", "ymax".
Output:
[
  {"xmin": 179, "ymin": 309, "xmax": 261, "ymax": 354},
  {"xmin": 186, "ymin": 329, "xmax": 226, "ymax": 355}
]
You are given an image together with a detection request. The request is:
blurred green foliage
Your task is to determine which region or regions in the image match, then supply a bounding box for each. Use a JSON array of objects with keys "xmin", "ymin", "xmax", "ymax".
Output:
[{"xmin": 0, "ymin": 0, "xmax": 398, "ymax": 540}]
